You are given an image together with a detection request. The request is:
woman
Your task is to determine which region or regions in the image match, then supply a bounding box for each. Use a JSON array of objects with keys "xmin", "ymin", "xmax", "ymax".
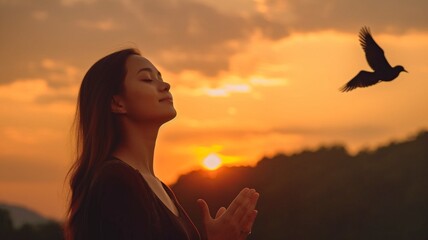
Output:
[{"xmin": 65, "ymin": 48, "xmax": 259, "ymax": 240}]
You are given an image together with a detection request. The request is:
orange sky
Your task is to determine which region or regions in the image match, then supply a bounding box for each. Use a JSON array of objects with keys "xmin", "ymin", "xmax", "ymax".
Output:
[{"xmin": 1, "ymin": 0, "xmax": 428, "ymax": 221}]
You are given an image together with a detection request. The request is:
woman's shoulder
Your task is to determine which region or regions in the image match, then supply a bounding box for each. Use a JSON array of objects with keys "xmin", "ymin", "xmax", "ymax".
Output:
[
  {"xmin": 101, "ymin": 157, "xmax": 139, "ymax": 174},
  {"xmin": 92, "ymin": 158, "xmax": 141, "ymax": 189},
  {"xmin": 88, "ymin": 158, "xmax": 150, "ymax": 208},
  {"xmin": 87, "ymin": 158, "xmax": 154, "ymax": 238}
]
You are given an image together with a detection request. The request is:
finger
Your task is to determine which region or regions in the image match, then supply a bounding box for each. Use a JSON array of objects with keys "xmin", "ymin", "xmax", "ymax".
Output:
[
  {"xmin": 233, "ymin": 190, "xmax": 258, "ymax": 222},
  {"xmin": 197, "ymin": 199, "xmax": 212, "ymax": 222},
  {"xmin": 247, "ymin": 191, "xmax": 260, "ymax": 213},
  {"xmin": 238, "ymin": 210, "xmax": 258, "ymax": 240},
  {"xmin": 225, "ymin": 188, "xmax": 250, "ymax": 216},
  {"xmin": 215, "ymin": 207, "xmax": 226, "ymax": 218},
  {"xmin": 240, "ymin": 191, "xmax": 259, "ymax": 225},
  {"xmin": 241, "ymin": 210, "xmax": 258, "ymax": 233}
]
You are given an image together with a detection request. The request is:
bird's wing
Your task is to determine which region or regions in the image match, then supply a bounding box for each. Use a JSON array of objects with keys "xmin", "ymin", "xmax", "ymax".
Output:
[
  {"xmin": 359, "ymin": 27, "xmax": 392, "ymax": 71},
  {"xmin": 340, "ymin": 70, "xmax": 380, "ymax": 92}
]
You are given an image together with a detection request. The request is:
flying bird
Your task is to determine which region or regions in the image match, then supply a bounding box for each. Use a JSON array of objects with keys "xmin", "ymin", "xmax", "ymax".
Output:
[{"xmin": 340, "ymin": 26, "xmax": 407, "ymax": 92}]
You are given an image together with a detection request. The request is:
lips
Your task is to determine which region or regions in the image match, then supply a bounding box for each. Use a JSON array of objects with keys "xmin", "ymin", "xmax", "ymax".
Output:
[{"xmin": 159, "ymin": 96, "xmax": 173, "ymax": 102}]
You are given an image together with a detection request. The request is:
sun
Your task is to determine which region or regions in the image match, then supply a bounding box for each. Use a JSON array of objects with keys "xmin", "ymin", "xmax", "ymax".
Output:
[{"xmin": 202, "ymin": 153, "xmax": 222, "ymax": 171}]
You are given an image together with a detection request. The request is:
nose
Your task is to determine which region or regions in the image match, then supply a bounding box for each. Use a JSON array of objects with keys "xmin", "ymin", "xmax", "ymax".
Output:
[{"xmin": 161, "ymin": 81, "xmax": 171, "ymax": 91}]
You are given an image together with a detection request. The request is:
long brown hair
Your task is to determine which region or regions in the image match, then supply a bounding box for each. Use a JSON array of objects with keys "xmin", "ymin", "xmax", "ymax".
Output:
[{"xmin": 65, "ymin": 48, "xmax": 140, "ymax": 240}]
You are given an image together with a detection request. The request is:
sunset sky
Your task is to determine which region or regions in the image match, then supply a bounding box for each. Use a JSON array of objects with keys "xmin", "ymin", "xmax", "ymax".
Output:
[{"xmin": 1, "ymin": 0, "xmax": 427, "ymax": 221}]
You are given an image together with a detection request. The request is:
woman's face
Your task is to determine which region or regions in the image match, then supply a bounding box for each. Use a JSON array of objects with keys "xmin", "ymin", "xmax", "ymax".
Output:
[{"xmin": 113, "ymin": 55, "xmax": 177, "ymax": 124}]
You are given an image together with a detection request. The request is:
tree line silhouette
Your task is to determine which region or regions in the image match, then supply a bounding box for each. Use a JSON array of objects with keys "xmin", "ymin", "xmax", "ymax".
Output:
[{"xmin": 172, "ymin": 130, "xmax": 428, "ymax": 239}]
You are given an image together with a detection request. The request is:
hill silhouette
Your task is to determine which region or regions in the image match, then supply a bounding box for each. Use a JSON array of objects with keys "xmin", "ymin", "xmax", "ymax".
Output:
[
  {"xmin": 171, "ymin": 130, "xmax": 428, "ymax": 239},
  {"xmin": 0, "ymin": 203, "xmax": 52, "ymax": 229},
  {"xmin": 0, "ymin": 206, "xmax": 63, "ymax": 240}
]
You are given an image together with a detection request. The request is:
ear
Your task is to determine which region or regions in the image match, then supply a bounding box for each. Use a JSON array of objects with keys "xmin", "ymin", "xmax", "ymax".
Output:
[{"xmin": 111, "ymin": 95, "xmax": 127, "ymax": 114}]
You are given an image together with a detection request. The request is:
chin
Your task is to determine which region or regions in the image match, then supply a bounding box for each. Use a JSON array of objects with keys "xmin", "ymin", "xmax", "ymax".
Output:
[{"xmin": 160, "ymin": 110, "xmax": 177, "ymax": 124}]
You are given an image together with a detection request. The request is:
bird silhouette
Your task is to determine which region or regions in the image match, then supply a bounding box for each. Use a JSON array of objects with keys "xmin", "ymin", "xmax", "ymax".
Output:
[{"xmin": 340, "ymin": 26, "xmax": 407, "ymax": 92}]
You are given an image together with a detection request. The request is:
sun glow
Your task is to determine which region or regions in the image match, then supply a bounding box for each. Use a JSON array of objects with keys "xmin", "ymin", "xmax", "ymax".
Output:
[{"xmin": 202, "ymin": 153, "xmax": 222, "ymax": 170}]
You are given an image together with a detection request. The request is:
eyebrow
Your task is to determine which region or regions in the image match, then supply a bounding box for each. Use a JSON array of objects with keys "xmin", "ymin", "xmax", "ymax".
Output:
[{"xmin": 137, "ymin": 67, "xmax": 162, "ymax": 77}]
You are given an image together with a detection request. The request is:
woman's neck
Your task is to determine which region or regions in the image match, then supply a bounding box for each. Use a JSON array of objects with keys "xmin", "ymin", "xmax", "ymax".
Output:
[{"xmin": 113, "ymin": 122, "xmax": 160, "ymax": 176}]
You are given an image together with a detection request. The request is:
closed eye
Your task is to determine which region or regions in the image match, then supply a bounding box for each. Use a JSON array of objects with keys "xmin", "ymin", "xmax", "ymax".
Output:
[{"xmin": 141, "ymin": 79, "xmax": 153, "ymax": 83}]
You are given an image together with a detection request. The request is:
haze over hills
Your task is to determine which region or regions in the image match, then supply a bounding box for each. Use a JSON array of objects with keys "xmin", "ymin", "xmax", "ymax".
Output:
[
  {"xmin": 172, "ymin": 130, "xmax": 428, "ymax": 240},
  {"xmin": 0, "ymin": 203, "xmax": 51, "ymax": 228}
]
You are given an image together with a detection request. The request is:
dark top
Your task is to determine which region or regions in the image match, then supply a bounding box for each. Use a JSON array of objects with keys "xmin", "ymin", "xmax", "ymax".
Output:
[{"xmin": 84, "ymin": 158, "xmax": 201, "ymax": 240}]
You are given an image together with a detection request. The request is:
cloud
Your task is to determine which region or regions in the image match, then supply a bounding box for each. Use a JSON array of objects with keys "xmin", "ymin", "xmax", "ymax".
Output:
[
  {"xmin": 0, "ymin": 0, "xmax": 289, "ymax": 82},
  {"xmin": 60, "ymin": 0, "xmax": 97, "ymax": 7},
  {"xmin": 0, "ymin": 57, "xmax": 80, "ymax": 104},
  {"xmin": 270, "ymin": 125, "xmax": 389, "ymax": 139},
  {"xmin": 0, "ymin": 124, "xmax": 69, "ymax": 171},
  {"xmin": 249, "ymin": 76, "xmax": 288, "ymax": 87},
  {"xmin": 0, "ymin": 78, "xmax": 77, "ymax": 104},
  {"xmin": 32, "ymin": 10, "xmax": 48, "ymax": 21},
  {"xmin": 262, "ymin": 0, "xmax": 428, "ymax": 33},
  {"xmin": 39, "ymin": 58, "xmax": 82, "ymax": 88},
  {"xmin": 76, "ymin": 19, "xmax": 120, "ymax": 31},
  {"xmin": 0, "ymin": 0, "xmax": 427, "ymax": 85},
  {"xmin": 0, "ymin": 79, "xmax": 49, "ymax": 102},
  {"xmin": 0, "ymin": 155, "xmax": 64, "ymax": 182},
  {"xmin": 118, "ymin": 0, "xmax": 289, "ymax": 75},
  {"xmin": 34, "ymin": 93, "xmax": 76, "ymax": 104},
  {"xmin": 162, "ymin": 123, "xmax": 389, "ymax": 146},
  {"xmin": 203, "ymin": 83, "xmax": 252, "ymax": 97},
  {"xmin": 186, "ymin": 0, "xmax": 428, "ymax": 36}
]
